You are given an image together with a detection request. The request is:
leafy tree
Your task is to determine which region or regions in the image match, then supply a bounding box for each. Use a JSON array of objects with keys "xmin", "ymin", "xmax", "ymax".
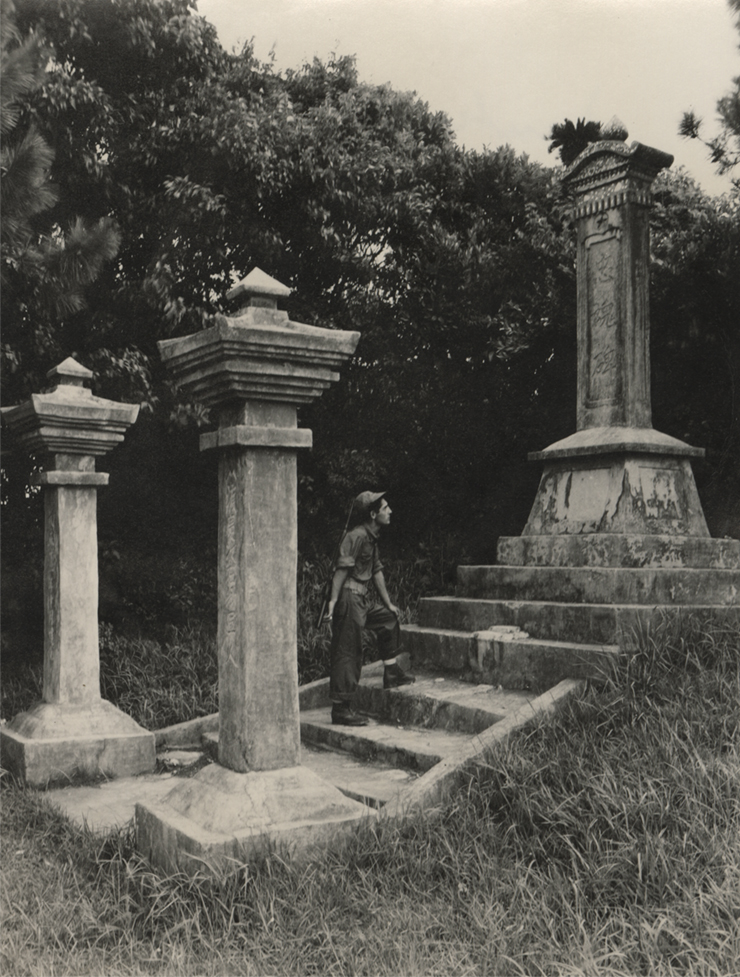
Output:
[
  {"xmin": 679, "ymin": 0, "xmax": 740, "ymax": 185},
  {"xmin": 650, "ymin": 168, "xmax": 740, "ymax": 536},
  {"xmin": 1, "ymin": 0, "xmax": 120, "ymax": 395}
]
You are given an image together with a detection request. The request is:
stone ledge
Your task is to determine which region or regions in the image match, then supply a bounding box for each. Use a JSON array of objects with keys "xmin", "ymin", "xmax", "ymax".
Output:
[
  {"xmin": 381, "ymin": 679, "xmax": 585, "ymax": 819},
  {"xmin": 34, "ymin": 471, "xmax": 110, "ymax": 486},
  {"xmin": 528, "ymin": 426, "xmax": 704, "ymax": 461},
  {"xmin": 199, "ymin": 425, "xmax": 313, "ymax": 452}
]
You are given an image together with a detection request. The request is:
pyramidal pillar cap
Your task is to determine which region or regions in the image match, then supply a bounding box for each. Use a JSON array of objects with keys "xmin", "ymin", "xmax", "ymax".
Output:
[
  {"xmin": 47, "ymin": 356, "xmax": 94, "ymax": 388},
  {"xmin": 227, "ymin": 268, "xmax": 292, "ymax": 313}
]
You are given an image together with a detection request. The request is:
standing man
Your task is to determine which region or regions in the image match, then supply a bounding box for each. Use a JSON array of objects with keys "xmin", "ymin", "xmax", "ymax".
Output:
[{"xmin": 328, "ymin": 491, "xmax": 414, "ymax": 726}]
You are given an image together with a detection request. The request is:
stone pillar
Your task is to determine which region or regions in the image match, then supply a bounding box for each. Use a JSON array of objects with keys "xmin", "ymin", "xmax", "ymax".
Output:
[
  {"xmin": 522, "ymin": 137, "xmax": 710, "ymax": 540},
  {"xmin": 1, "ymin": 358, "xmax": 155, "ymax": 786},
  {"xmin": 136, "ymin": 268, "xmax": 372, "ymax": 874}
]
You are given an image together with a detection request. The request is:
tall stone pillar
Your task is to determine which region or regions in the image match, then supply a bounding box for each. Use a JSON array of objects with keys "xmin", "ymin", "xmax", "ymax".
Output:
[
  {"xmin": 1, "ymin": 358, "xmax": 155, "ymax": 786},
  {"xmin": 136, "ymin": 268, "xmax": 371, "ymax": 874},
  {"xmin": 522, "ymin": 138, "xmax": 710, "ymax": 540}
]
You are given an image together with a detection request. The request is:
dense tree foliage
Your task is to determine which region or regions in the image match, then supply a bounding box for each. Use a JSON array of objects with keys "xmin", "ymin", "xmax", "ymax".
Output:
[{"xmin": 1, "ymin": 0, "xmax": 738, "ymax": 647}]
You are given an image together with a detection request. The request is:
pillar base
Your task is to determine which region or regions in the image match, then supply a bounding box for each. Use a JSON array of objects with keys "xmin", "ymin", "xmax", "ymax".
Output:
[
  {"xmin": 523, "ymin": 445, "xmax": 709, "ymax": 538},
  {"xmin": 0, "ymin": 700, "xmax": 155, "ymax": 788},
  {"xmin": 135, "ymin": 762, "xmax": 376, "ymax": 876}
]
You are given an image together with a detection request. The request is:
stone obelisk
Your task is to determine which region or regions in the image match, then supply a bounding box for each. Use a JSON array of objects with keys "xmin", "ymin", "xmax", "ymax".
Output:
[{"xmin": 523, "ymin": 138, "xmax": 710, "ymax": 542}]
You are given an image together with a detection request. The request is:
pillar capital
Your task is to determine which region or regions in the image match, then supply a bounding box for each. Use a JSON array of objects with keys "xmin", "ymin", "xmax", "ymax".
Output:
[
  {"xmin": 562, "ymin": 140, "xmax": 674, "ymax": 218},
  {"xmin": 2, "ymin": 356, "xmax": 140, "ymax": 460}
]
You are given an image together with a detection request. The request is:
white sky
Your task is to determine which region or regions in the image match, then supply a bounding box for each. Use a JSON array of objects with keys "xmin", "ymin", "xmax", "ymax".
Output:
[{"xmin": 196, "ymin": 0, "xmax": 739, "ymax": 197}]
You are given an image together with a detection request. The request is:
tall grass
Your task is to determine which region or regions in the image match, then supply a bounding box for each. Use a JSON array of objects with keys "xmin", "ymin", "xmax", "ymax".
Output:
[
  {"xmin": 0, "ymin": 554, "xmax": 426, "ymax": 726},
  {"xmin": 2, "ymin": 620, "xmax": 739, "ymax": 976}
]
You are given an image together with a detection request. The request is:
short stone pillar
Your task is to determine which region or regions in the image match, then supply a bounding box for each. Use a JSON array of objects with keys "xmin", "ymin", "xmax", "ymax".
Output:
[
  {"xmin": 136, "ymin": 268, "xmax": 371, "ymax": 874},
  {"xmin": 523, "ymin": 137, "xmax": 710, "ymax": 539},
  {"xmin": 0, "ymin": 358, "xmax": 155, "ymax": 786}
]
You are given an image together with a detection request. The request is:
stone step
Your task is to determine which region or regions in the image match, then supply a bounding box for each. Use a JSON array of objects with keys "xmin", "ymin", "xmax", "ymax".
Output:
[
  {"xmin": 301, "ymin": 743, "xmax": 419, "ymax": 809},
  {"xmin": 201, "ymin": 730, "xmax": 417, "ymax": 809},
  {"xmin": 403, "ymin": 625, "xmax": 620, "ymax": 691},
  {"xmin": 416, "ymin": 596, "xmax": 740, "ymax": 646},
  {"xmin": 497, "ymin": 534, "xmax": 740, "ymax": 569},
  {"xmin": 456, "ymin": 565, "xmax": 740, "ymax": 606},
  {"xmin": 351, "ymin": 670, "xmax": 533, "ymax": 733},
  {"xmin": 299, "ymin": 708, "xmax": 474, "ymax": 773}
]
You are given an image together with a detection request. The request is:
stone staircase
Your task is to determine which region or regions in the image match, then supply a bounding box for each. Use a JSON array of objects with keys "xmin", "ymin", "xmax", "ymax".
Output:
[
  {"xmin": 195, "ymin": 658, "xmax": 549, "ymax": 813},
  {"xmin": 404, "ymin": 533, "xmax": 740, "ymax": 696},
  {"xmin": 45, "ymin": 532, "xmax": 739, "ymax": 835}
]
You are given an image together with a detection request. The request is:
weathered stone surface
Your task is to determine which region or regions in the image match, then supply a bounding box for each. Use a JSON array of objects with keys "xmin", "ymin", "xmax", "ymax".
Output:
[
  {"xmin": 523, "ymin": 455, "xmax": 709, "ymax": 537},
  {"xmin": 300, "ymin": 709, "xmax": 471, "ymax": 772},
  {"xmin": 145, "ymin": 271, "xmax": 363, "ymax": 874},
  {"xmin": 380, "ymin": 680, "xmax": 584, "ymax": 819},
  {"xmin": 43, "ymin": 484, "xmax": 100, "ymax": 704},
  {"xmin": 216, "ymin": 404, "xmax": 301, "ymax": 772},
  {"xmin": 563, "ymin": 141, "xmax": 672, "ymax": 432},
  {"xmin": 403, "ymin": 624, "xmax": 620, "ymax": 691},
  {"xmin": 415, "ymin": 597, "xmax": 740, "ymax": 647},
  {"xmin": 135, "ymin": 763, "xmax": 374, "ymax": 876},
  {"xmin": 157, "ymin": 308, "xmax": 359, "ymax": 409},
  {"xmin": 496, "ymin": 534, "xmax": 740, "ymax": 569},
  {"xmin": 2, "ymin": 358, "xmax": 139, "ymax": 457},
  {"xmin": 1, "ymin": 701, "xmax": 155, "ymax": 788},
  {"xmin": 457, "ymin": 565, "xmax": 740, "ymax": 606}
]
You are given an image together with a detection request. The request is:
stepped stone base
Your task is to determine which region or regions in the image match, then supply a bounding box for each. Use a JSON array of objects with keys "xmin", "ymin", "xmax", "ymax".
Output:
[
  {"xmin": 417, "ymin": 597, "xmax": 740, "ymax": 647},
  {"xmin": 457, "ymin": 565, "xmax": 740, "ymax": 606},
  {"xmin": 497, "ymin": 534, "xmax": 740, "ymax": 569},
  {"xmin": 135, "ymin": 762, "xmax": 375, "ymax": 876},
  {"xmin": 0, "ymin": 700, "xmax": 155, "ymax": 788}
]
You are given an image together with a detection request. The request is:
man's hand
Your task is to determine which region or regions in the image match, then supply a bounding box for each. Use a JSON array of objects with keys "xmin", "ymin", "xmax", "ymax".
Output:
[
  {"xmin": 386, "ymin": 603, "xmax": 401, "ymax": 618},
  {"xmin": 326, "ymin": 599, "xmax": 337, "ymax": 622}
]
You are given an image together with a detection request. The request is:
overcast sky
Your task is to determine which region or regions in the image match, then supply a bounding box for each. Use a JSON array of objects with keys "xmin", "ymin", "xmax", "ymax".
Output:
[{"xmin": 197, "ymin": 0, "xmax": 738, "ymax": 197}]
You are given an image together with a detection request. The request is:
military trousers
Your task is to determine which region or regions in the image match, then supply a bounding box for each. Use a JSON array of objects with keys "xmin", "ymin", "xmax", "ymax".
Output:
[{"xmin": 329, "ymin": 587, "xmax": 400, "ymax": 702}]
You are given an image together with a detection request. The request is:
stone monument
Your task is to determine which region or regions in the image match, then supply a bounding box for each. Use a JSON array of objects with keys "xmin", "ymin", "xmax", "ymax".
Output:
[
  {"xmin": 135, "ymin": 268, "xmax": 372, "ymax": 874},
  {"xmin": 405, "ymin": 134, "xmax": 738, "ymax": 689},
  {"xmin": 1, "ymin": 358, "xmax": 155, "ymax": 786},
  {"xmin": 520, "ymin": 137, "xmax": 711, "ymax": 545}
]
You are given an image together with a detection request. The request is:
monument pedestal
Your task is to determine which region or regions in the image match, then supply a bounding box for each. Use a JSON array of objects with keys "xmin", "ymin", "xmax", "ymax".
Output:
[
  {"xmin": 525, "ymin": 426, "xmax": 709, "ymax": 539},
  {"xmin": 136, "ymin": 763, "xmax": 373, "ymax": 874}
]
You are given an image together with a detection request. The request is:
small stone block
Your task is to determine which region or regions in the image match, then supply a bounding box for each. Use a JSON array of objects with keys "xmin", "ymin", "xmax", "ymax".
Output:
[
  {"xmin": 1, "ymin": 700, "xmax": 156, "ymax": 788},
  {"xmin": 135, "ymin": 762, "xmax": 376, "ymax": 876}
]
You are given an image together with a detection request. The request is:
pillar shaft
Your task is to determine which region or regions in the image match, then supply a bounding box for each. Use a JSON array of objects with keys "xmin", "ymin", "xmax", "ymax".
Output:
[
  {"xmin": 217, "ymin": 404, "xmax": 300, "ymax": 771},
  {"xmin": 43, "ymin": 484, "xmax": 101, "ymax": 704},
  {"xmin": 576, "ymin": 198, "xmax": 652, "ymax": 429}
]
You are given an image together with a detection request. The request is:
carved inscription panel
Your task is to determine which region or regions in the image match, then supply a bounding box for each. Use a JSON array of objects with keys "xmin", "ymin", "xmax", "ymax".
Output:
[{"xmin": 586, "ymin": 234, "xmax": 620, "ymax": 407}]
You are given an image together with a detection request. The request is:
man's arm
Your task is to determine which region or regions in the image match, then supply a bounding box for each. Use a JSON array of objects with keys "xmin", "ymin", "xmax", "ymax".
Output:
[
  {"xmin": 327, "ymin": 567, "xmax": 350, "ymax": 620},
  {"xmin": 373, "ymin": 570, "xmax": 400, "ymax": 617}
]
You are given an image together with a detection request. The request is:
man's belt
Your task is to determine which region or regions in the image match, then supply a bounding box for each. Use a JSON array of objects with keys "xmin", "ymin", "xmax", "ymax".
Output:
[{"xmin": 344, "ymin": 578, "xmax": 368, "ymax": 594}]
